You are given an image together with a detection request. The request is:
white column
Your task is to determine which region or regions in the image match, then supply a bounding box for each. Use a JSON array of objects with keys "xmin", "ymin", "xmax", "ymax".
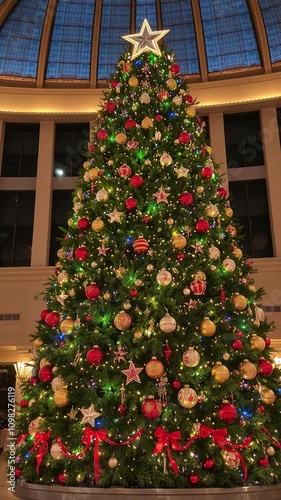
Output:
[
  {"xmin": 260, "ymin": 108, "xmax": 281, "ymax": 257},
  {"xmin": 208, "ymin": 112, "xmax": 228, "ymax": 190},
  {"xmin": 31, "ymin": 121, "xmax": 55, "ymax": 266}
]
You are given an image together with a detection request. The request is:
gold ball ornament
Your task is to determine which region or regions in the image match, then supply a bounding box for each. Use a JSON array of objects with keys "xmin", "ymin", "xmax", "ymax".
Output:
[
  {"xmin": 199, "ymin": 317, "xmax": 216, "ymax": 337},
  {"xmin": 186, "ymin": 106, "xmax": 196, "ymax": 117},
  {"xmin": 141, "ymin": 116, "xmax": 153, "ymax": 129},
  {"xmin": 57, "ymin": 248, "xmax": 66, "ymax": 259},
  {"xmin": 159, "ymin": 314, "xmax": 177, "ymax": 333},
  {"xmin": 96, "ymin": 188, "xmax": 109, "ymax": 202},
  {"xmin": 205, "ymin": 204, "xmax": 219, "ymax": 217},
  {"xmin": 108, "ymin": 457, "xmax": 118, "ymax": 468},
  {"xmin": 57, "ymin": 270, "xmax": 69, "ymax": 283},
  {"xmin": 88, "ymin": 167, "xmax": 100, "ymax": 180},
  {"xmin": 128, "ymin": 76, "xmax": 139, "ymax": 87},
  {"xmin": 28, "ymin": 417, "xmax": 45, "ymax": 437},
  {"xmin": 34, "ymin": 338, "xmax": 43, "ymax": 348},
  {"xmin": 172, "ymin": 234, "xmax": 187, "ymax": 249},
  {"xmin": 134, "ymin": 330, "xmax": 142, "ymax": 339},
  {"xmin": 60, "ymin": 317, "xmax": 75, "ymax": 334},
  {"xmin": 156, "ymin": 269, "xmax": 173, "ymax": 286},
  {"xmin": 183, "ymin": 347, "xmax": 200, "ymax": 367},
  {"xmin": 147, "ymin": 264, "xmax": 154, "ymax": 272},
  {"xmin": 232, "ymin": 247, "xmax": 243, "ymax": 259},
  {"xmin": 211, "ymin": 362, "xmax": 230, "ymax": 383},
  {"xmin": 114, "ymin": 311, "xmax": 132, "ymax": 330},
  {"xmin": 196, "ymin": 186, "xmax": 204, "ymax": 194},
  {"xmin": 115, "ymin": 133, "xmax": 127, "ymax": 145},
  {"xmin": 260, "ymin": 387, "xmax": 276, "ymax": 405},
  {"xmin": 167, "ymin": 78, "xmax": 177, "ymax": 90},
  {"xmin": 51, "ymin": 375, "xmax": 67, "ymax": 392},
  {"xmin": 239, "ymin": 359, "xmax": 257, "ymax": 380},
  {"xmin": 194, "ymin": 271, "xmax": 206, "ymax": 281},
  {"xmin": 167, "ymin": 217, "xmax": 174, "ymax": 226},
  {"xmin": 265, "ymin": 446, "xmax": 275, "ymax": 456},
  {"xmin": 232, "ymin": 293, "xmax": 247, "ymax": 310},
  {"xmin": 40, "ymin": 358, "xmax": 51, "ymax": 368},
  {"xmin": 177, "ymin": 385, "xmax": 198, "ymax": 408},
  {"xmin": 83, "ymin": 171, "xmax": 90, "ymax": 182},
  {"xmin": 160, "ymin": 153, "xmax": 173, "ymax": 167},
  {"xmin": 250, "ymin": 334, "xmax": 265, "ymax": 351},
  {"xmin": 123, "ymin": 300, "xmax": 131, "ymax": 310},
  {"xmin": 53, "ymin": 387, "xmax": 70, "ymax": 407},
  {"xmin": 92, "ymin": 218, "xmax": 104, "ymax": 232},
  {"xmin": 205, "ymin": 145, "xmax": 212, "ymax": 155},
  {"xmin": 145, "ymin": 357, "xmax": 165, "ymax": 379},
  {"xmin": 83, "ymin": 161, "xmax": 90, "ymax": 169},
  {"xmin": 103, "ymin": 292, "xmax": 111, "ymax": 300},
  {"xmin": 225, "ymin": 206, "xmax": 233, "ymax": 217},
  {"xmin": 50, "ymin": 442, "xmax": 64, "ymax": 460}
]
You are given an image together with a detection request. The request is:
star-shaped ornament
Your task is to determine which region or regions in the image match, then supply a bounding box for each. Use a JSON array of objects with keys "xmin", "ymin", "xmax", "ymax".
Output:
[
  {"xmin": 108, "ymin": 208, "xmax": 123, "ymax": 223},
  {"xmin": 174, "ymin": 165, "xmax": 189, "ymax": 178},
  {"xmin": 67, "ymin": 406, "xmax": 79, "ymax": 420},
  {"xmin": 98, "ymin": 244, "xmax": 110, "ymax": 256},
  {"xmin": 122, "ymin": 18, "xmax": 170, "ymax": 60},
  {"xmin": 113, "ymin": 345, "xmax": 128, "ymax": 363},
  {"xmin": 184, "ymin": 298, "xmax": 199, "ymax": 310},
  {"xmin": 191, "ymin": 241, "xmax": 204, "ymax": 254},
  {"xmin": 153, "ymin": 187, "xmax": 170, "ymax": 204},
  {"xmin": 115, "ymin": 265, "xmax": 126, "ymax": 278},
  {"xmin": 121, "ymin": 361, "xmax": 144, "ymax": 385},
  {"xmin": 80, "ymin": 404, "xmax": 101, "ymax": 427},
  {"xmin": 56, "ymin": 294, "xmax": 69, "ymax": 305}
]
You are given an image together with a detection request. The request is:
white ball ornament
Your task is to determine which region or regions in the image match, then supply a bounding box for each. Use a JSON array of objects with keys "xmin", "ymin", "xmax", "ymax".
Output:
[
  {"xmin": 96, "ymin": 188, "xmax": 109, "ymax": 202},
  {"xmin": 159, "ymin": 314, "xmax": 177, "ymax": 333},
  {"xmin": 208, "ymin": 246, "xmax": 220, "ymax": 260},
  {"xmin": 183, "ymin": 287, "xmax": 191, "ymax": 296},
  {"xmin": 183, "ymin": 347, "xmax": 200, "ymax": 367},
  {"xmin": 205, "ymin": 204, "xmax": 219, "ymax": 217},
  {"xmin": 265, "ymin": 446, "xmax": 275, "ymax": 456},
  {"xmin": 50, "ymin": 442, "xmax": 64, "ymax": 460},
  {"xmin": 223, "ymin": 258, "xmax": 236, "ymax": 272},
  {"xmin": 108, "ymin": 456, "xmax": 118, "ymax": 468},
  {"xmin": 224, "ymin": 451, "xmax": 240, "ymax": 469},
  {"xmin": 156, "ymin": 269, "xmax": 173, "ymax": 286}
]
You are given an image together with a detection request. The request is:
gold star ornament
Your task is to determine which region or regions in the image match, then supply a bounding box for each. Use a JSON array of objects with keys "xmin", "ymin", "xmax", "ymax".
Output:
[
  {"xmin": 122, "ymin": 19, "xmax": 170, "ymax": 60},
  {"xmin": 80, "ymin": 404, "xmax": 101, "ymax": 427}
]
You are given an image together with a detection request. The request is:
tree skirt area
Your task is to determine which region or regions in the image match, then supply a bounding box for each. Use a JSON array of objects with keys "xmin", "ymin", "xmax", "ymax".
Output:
[{"xmin": 15, "ymin": 483, "xmax": 281, "ymax": 500}]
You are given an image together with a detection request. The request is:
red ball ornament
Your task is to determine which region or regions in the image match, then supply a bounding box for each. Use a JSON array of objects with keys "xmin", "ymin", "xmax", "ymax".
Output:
[
  {"xmin": 141, "ymin": 396, "xmax": 162, "ymax": 419},
  {"xmin": 265, "ymin": 337, "xmax": 271, "ymax": 346},
  {"xmin": 85, "ymin": 283, "xmax": 101, "ymax": 300},
  {"xmin": 110, "ymin": 79, "xmax": 118, "ymax": 88},
  {"xmin": 258, "ymin": 457, "xmax": 270, "ymax": 467},
  {"xmin": 77, "ymin": 217, "xmax": 89, "ymax": 230},
  {"xmin": 74, "ymin": 246, "xmax": 88, "ymax": 261},
  {"xmin": 130, "ymin": 174, "xmax": 144, "ymax": 188},
  {"xmin": 86, "ymin": 314, "xmax": 92, "ymax": 321},
  {"xmin": 97, "ymin": 128, "xmax": 108, "ymax": 141},
  {"xmin": 257, "ymin": 405, "xmax": 265, "ymax": 413},
  {"xmin": 129, "ymin": 289, "xmax": 138, "ymax": 297},
  {"xmin": 258, "ymin": 358, "xmax": 273, "ymax": 377},
  {"xmin": 125, "ymin": 118, "xmax": 136, "ymax": 129},
  {"xmin": 195, "ymin": 218, "xmax": 210, "ymax": 233},
  {"xmin": 86, "ymin": 345, "xmax": 103, "ymax": 366},
  {"xmin": 172, "ymin": 380, "xmax": 181, "ymax": 389},
  {"xmin": 40, "ymin": 309, "xmax": 50, "ymax": 321},
  {"xmin": 232, "ymin": 339, "xmax": 243, "ymax": 350},
  {"xmin": 15, "ymin": 469, "xmax": 22, "ymax": 478},
  {"xmin": 45, "ymin": 311, "xmax": 60, "ymax": 327},
  {"xmin": 58, "ymin": 473, "xmax": 67, "ymax": 484},
  {"xmin": 189, "ymin": 473, "xmax": 200, "ymax": 485},
  {"xmin": 125, "ymin": 197, "xmax": 138, "ymax": 210},
  {"xmin": 105, "ymin": 101, "xmax": 116, "ymax": 113},
  {"xmin": 201, "ymin": 166, "xmax": 213, "ymax": 179},
  {"xmin": 142, "ymin": 215, "xmax": 151, "ymax": 223},
  {"xmin": 179, "ymin": 192, "xmax": 193, "ymax": 205},
  {"xmin": 217, "ymin": 187, "xmax": 227, "ymax": 198},
  {"xmin": 177, "ymin": 253, "xmax": 185, "ymax": 261},
  {"xmin": 38, "ymin": 365, "xmax": 52, "ymax": 383},
  {"xmin": 185, "ymin": 95, "xmax": 193, "ymax": 104},
  {"xmin": 190, "ymin": 280, "xmax": 206, "ymax": 295},
  {"xmin": 133, "ymin": 236, "xmax": 149, "ymax": 253},
  {"xmin": 155, "ymin": 114, "xmax": 163, "ymax": 122},
  {"xmin": 20, "ymin": 398, "xmax": 29, "ymax": 408},
  {"xmin": 118, "ymin": 164, "xmax": 132, "ymax": 178},
  {"xmin": 236, "ymin": 330, "xmax": 243, "ymax": 338},
  {"xmin": 218, "ymin": 401, "xmax": 237, "ymax": 423},
  {"xmin": 178, "ymin": 131, "xmax": 191, "ymax": 144},
  {"xmin": 29, "ymin": 376, "xmax": 37, "ymax": 385},
  {"xmin": 204, "ymin": 458, "xmax": 215, "ymax": 469},
  {"xmin": 170, "ymin": 63, "xmax": 180, "ymax": 74},
  {"xmin": 226, "ymin": 225, "xmax": 237, "ymax": 237}
]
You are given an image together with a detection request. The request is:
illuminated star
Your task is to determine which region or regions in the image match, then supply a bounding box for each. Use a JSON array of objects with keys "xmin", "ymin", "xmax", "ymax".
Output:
[
  {"xmin": 121, "ymin": 361, "xmax": 144, "ymax": 385},
  {"xmin": 98, "ymin": 244, "xmax": 110, "ymax": 256},
  {"xmin": 191, "ymin": 241, "xmax": 204, "ymax": 254},
  {"xmin": 115, "ymin": 265, "xmax": 126, "ymax": 278},
  {"xmin": 67, "ymin": 406, "xmax": 79, "ymax": 420},
  {"xmin": 122, "ymin": 18, "xmax": 170, "ymax": 60},
  {"xmin": 174, "ymin": 165, "xmax": 189, "ymax": 178},
  {"xmin": 113, "ymin": 345, "xmax": 128, "ymax": 363},
  {"xmin": 153, "ymin": 187, "xmax": 170, "ymax": 204},
  {"xmin": 108, "ymin": 208, "xmax": 123, "ymax": 223},
  {"xmin": 80, "ymin": 404, "xmax": 101, "ymax": 427}
]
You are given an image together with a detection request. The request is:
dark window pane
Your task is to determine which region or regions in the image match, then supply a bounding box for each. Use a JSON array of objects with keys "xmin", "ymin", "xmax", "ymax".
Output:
[
  {"xmin": 277, "ymin": 108, "xmax": 281, "ymax": 144},
  {"xmin": 229, "ymin": 179, "xmax": 273, "ymax": 258},
  {"xmin": 54, "ymin": 123, "xmax": 89, "ymax": 177},
  {"xmin": 2, "ymin": 124, "xmax": 39, "ymax": 177},
  {"xmin": 224, "ymin": 111, "xmax": 264, "ymax": 168},
  {"xmin": 0, "ymin": 191, "xmax": 35, "ymax": 266},
  {"xmin": 49, "ymin": 190, "xmax": 73, "ymax": 265}
]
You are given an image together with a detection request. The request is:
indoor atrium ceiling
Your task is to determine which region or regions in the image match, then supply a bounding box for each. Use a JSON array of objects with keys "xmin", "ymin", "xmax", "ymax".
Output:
[{"xmin": 0, "ymin": 0, "xmax": 280, "ymax": 88}]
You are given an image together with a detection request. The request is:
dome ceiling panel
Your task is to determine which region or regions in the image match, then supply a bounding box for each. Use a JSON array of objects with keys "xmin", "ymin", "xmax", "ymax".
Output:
[{"xmin": 0, "ymin": 0, "xmax": 280, "ymax": 87}]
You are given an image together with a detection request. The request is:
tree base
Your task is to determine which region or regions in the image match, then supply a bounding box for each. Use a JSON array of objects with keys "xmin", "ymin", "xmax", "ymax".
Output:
[{"xmin": 15, "ymin": 482, "xmax": 281, "ymax": 500}]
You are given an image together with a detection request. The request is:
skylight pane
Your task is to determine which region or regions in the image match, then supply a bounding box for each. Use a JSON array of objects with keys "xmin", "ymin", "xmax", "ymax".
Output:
[
  {"xmin": 199, "ymin": 0, "xmax": 261, "ymax": 73},
  {"xmin": 46, "ymin": 0, "xmax": 95, "ymax": 80},
  {"xmin": 98, "ymin": 0, "xmax": 131, "ymax": 80},
  {"xmin": 0, "ymin": 0, "xmax": 47, "ymax": 78},
  {"xmin": 136, "ymin": 0, "xmax": 157, "ymax": 30},
  {"xmin": 259, "ymin": 0, "xmax": 281, "ymax": 63},
  {"xmin": 161, "ymin": 0, "xmax": 199, "ymax": 76}
]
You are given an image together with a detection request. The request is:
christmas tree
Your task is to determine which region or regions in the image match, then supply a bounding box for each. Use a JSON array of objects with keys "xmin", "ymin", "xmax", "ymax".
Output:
[{"xmin": 16, "ymin": 20, "xmax": 281, "ymax": 490}]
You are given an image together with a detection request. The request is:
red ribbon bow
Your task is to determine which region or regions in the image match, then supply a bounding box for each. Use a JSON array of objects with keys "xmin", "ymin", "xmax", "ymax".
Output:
[
  {"xmin": 184, "ymin": 424, "xmax": 252, "ymax": 483},
  {"xmin": 30, "ymin": 431, "xmax": 50, "ymax": 474},
  {"xmin": 153, "ymin": 427, "xmax": 185, "ymax": 474},
  {"xmin": 261, "ymin": 427, "xmax": 281, "ymax": 449},
  {"xmin": 57, "ymin": 427, "xmax": 144, "ymax": 484}
]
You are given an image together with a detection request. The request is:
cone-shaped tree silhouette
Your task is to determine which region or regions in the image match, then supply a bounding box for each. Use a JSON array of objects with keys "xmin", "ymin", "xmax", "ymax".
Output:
[{"xmin": 16, "ymin": 21, "xmax": 281, "ymax": 490}]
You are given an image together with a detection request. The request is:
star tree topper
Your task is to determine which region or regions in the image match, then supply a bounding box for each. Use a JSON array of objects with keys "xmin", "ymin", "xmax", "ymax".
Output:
[{"xmin": 122, "ymin": 19, "xmax": 170, "ymax": 60}]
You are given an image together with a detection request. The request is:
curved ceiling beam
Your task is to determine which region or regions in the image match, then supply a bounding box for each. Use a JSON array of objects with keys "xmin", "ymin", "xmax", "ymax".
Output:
[
  {"xmin": 0, "ymin": 0, "xmax": 20, "ymax": 27},
  {"xmin": 191, "ymin": 0, "xmax": 208, "ymax": 82},
  {"xmin": 90, "ymin": 0, "xmax": 102, "ymax": 88},
  {"xmin": 36, "ymin": 0, "xmax": 58, "ymax": 88},
  {"xmin": 248, "ymin": 0, "xmax": 271, "ymax": 74}
]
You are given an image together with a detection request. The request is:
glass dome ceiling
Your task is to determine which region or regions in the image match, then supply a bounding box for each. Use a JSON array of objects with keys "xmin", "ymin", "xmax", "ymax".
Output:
[{"xmin": 0, "ymin": 0, "xmax": 280, "ymax": 87}]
